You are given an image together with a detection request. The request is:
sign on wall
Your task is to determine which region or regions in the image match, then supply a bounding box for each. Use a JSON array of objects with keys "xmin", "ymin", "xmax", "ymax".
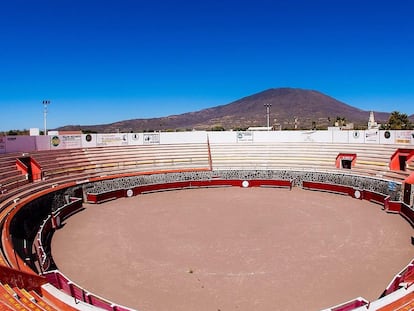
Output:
[
  {"xmin": 237, "ymin": 131, "xmax": 253, "ymax": 142},
  {"xmin": 365, "ymin": 129, "xmax": 380, "ymax": 143},
  {"xmin": 300, "ymin": 130, "xmax": 316, "ymax": 142},
  {"xmin": 349, "ymin": 130, "xmax": 364, "ymax": 143},
  {"xmin": 143, "ymin": 133, "xmax": 160, "ymax": 144},
  {"xmin": 96, "ymin": 133, "xmax": 129, "ymax": 147},
  {"xmin": 395, "ymin": 131, "xmax": 412, "ymax": 144},
  {"xmin": 81, "ymin": 134, "xmax": 97, "ymax": 148},
  {"xmin": 50, "ymin": 135, "xmax": 82, "ymax": 149},
  {"xmin": 128, "ymin": 133, "xmax": 142, "ymax": 145}
]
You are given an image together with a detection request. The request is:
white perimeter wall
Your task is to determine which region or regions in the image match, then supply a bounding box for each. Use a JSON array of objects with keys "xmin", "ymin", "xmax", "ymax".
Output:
[
  {"xmin": 1, "ymin": 130, "xmax": 413, "ymax": 154},
  {"xmin": 160, "ymin": 131, "xmax": 208, "ymax": 144}
]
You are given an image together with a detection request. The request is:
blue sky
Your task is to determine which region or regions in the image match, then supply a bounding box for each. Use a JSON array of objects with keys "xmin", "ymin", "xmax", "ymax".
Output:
[{"xmin": 1, "ymin": 0, "xmax": 413, "ymax": 131}]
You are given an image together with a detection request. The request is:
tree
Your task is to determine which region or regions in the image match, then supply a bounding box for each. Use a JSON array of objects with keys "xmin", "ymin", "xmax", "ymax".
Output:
[
  {"xmin": 386, "ymin": 111, "xmax": 413, "ymax": 130},
  {"xmin": 211, "ymin": 125, "xmax": 225, "ymax": 131},
  {"xmin": 6, "ymin": 129, "xmax": 29, "ymax": 135}
]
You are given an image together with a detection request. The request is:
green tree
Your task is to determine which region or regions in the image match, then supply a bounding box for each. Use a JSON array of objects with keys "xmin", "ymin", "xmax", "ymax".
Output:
[
  {"xmin": 386, "ymin": 111, "xmax": 412, "ymax": 129},
  {"xmin": 233, "ymin": 126, "xmax": 249, "ymax": 131},
  {"xmin": 211, "ymin": 125, "xmax": 225, "ymax": 131},
  {"xmin": 6, "ymin": 129, "xmax": 29, "ymax": 135},
  {"xmin": 81, "ymin": 129, "xmax": 98, "ymax": 134}
]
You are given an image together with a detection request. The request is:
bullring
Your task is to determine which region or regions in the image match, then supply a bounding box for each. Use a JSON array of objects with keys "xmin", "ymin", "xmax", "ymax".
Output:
[{"xmin": 0, "ymin": 130, "xmax": 413, "ymax": 311}]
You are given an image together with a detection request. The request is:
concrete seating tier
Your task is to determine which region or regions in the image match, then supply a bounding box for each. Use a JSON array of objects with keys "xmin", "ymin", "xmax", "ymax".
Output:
[
  {"xmin": 0, "ymin": 283, "xmax": 56, "ymax": 311},
  {"xmin": 0, "ymin": 154, "xmax": 27, "ymax": 195},
  {"xmin": 209, "ymin": 143, "xmax": 410, "ymax": 181},
  {"xmin": 31, "ymin": 144, "xmax": 210, "ymax": 180},
  {"xmin": 0, "ymin": 282, "xmax": 77, "ymax": 311},
  {"xmin": 30, "ymin": 148, "xmax": 88, "ymax": 171},
  {"xmin": 0, "ymin": 161, "xmax": 17, "ymax": 175},
  {"xmin": 407, "ymin": 158, "xmax": 414, "ymax": 172},
  {"xmin": 18, "ymin": 143, "xmax": 414, "ymax": 183}
]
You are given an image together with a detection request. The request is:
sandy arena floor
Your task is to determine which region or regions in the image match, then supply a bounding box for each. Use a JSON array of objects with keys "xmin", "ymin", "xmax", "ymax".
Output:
[{"xmin": 51, "ymin": 187, "xmax": 414, "ymax": 311}]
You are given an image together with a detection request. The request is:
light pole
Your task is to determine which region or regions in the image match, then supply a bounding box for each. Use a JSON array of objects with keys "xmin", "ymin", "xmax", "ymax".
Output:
[
  {"xmin": 42, "ymin": 100, "xmax": 50, "ymax": 135},
  {"xmin": 264, "ymin": 103, "xmax": 272, "ymax": 130}
]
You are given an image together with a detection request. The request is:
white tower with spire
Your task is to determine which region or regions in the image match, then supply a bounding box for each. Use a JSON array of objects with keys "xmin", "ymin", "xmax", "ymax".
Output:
[{"xmin": 367, "ymin": 111, "xmax": 379, "ymax": 129}]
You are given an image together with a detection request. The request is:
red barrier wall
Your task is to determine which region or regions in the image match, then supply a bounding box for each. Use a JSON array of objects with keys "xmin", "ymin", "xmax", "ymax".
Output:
[
  {"xmin": 302, "ymin": 181, "xmax": 356, "ymax": 197},
  {"xmin": 45, "ymin": 271, "xmax": 133, "ymax": 311},
  {"xmin": 56, "ymin": 198, "xmax": 83, "ymax": 221},
  {"xmin": 362, "ymin": 190, "xmax": 387, "ymax": 204},
  {"xmin": 87, "ymin": 189, "xmax": 125, "ymax": 203},
  {"xmin": 401, "ymin": 204, "xmax": 414, "ymax": 226},
  {"xmin": 385, "ymin": 200, "xmax": 402, "ymax": 213},
  {"xmin": 331, "ymin": 299, "xmax": 368, "ymax": 311},
  {"xmin": 383, "ymin": 275, "xmax": 403, "ymax": 296},
  {"xmin": 87, "ymin": 179, "xmax": 293, "ymax": 203}
]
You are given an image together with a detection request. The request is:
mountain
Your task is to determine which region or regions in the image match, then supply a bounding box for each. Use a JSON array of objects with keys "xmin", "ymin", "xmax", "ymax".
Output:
[{"xmin": 57, "ymin": 88, "xmax": 393, "ymax": 132}]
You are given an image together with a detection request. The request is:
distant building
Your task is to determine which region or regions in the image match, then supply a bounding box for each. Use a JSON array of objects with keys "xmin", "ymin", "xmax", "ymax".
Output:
[
  {"xmin": 247, "ymin": 126, "xmax": 273, "ymax": 131},
  {"xmin": 30, "ymin": 128, "xmax": 40, "ymax": 136},
  {"xmin": 50, "ymin": 130, "xmax": 83, "ymax": 135},
  {"xmin": 367, "ymin": 111, "xmax": 380, "ymax": 129},
  {"xmin": 328, "ymin": 127, "xmax": 341, "ymax": 131},
  {"xmin": 341, "ymin": 123, "xmax": 354, "ymax": 130},
  {"xmin": 328, "ymin": 123, "xmax": 354, "ymax": 131}
]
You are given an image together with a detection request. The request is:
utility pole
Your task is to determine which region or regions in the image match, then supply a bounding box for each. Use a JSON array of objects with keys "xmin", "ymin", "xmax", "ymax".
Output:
[
  {"xmin": 42, "ymin": 100, "xmax": 51, "ymax": 135},
  {"xmin": 264, "ymin": 103, "xmax": 272, "ymax": 130}
]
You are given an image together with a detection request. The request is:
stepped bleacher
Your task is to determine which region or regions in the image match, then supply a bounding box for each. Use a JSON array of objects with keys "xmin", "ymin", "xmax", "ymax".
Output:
[
  {"xmin": 0, "ymin": 283, "xmax": 62, "ymax": 311},
  {"xmin": 407, "ymin": 158, "xmax": 414, "ymax": 172},
  {"xmin": 0, "ymin": 154, "xmax": 28, "ymax": 195},
  {"xmin": 19, "ymin": 142, "xmax": 412, "ymax": 188},
  {"xmin": 209, "ymin": 142, "xmax": 411, "ymax": 181},
  {"xmin": 30, "ymin": 143, "xmax": 211, "ymax": 181},
  {"xmin": 3, "ymin": 142, "xmax": 411, "ymax": 188}
]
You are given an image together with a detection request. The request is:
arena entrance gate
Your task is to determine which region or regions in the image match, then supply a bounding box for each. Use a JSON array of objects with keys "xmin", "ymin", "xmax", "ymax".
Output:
[{"xmin": 390, "ymin": 149, "xmax": 414, "ymax": 172}]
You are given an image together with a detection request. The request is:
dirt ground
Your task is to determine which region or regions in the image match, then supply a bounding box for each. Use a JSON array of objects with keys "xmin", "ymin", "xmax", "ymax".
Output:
[{"xmin": 51, "ymin": 187, "xmax": 414, "ymax": 311}]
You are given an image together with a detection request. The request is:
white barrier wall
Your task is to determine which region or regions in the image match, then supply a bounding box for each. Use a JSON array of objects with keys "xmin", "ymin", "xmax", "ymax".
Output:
[
  {"xmin": 49, "ymin": 135, "xmax": 82, "ymax": 150},
  {"xmin": 0, "ymin": 130, "xmax": 413, "ymax": 154},
  {"xmin": 395, "ymin": 130, "xmax": 413, "ymax": 144},
  {"xmin": 0, "ymin": 136, "xmax": 5, "ymax": 154},
  {"xmin": 35, "ymin": 136, "xmax": 51, "ymax": 151},
  {"xmin": 127, "ymin": 133, "xmax": 143, "ymax": 145},
  {"xmin": 96, "ymin": 133, "xmax": 129, "ymax": 147},
  {"xmin": 143, "ymin": 133, "xmax": 160, "ymax": 144},
  {"xmin": 0, "ymin": 136, "xmax": 36, "ymax": 153},
  {"xmin": 379, "ymin": 130, "xmax": 396, "ymax": 144},
  {"xmin": 207, "ymin": 131, "xmax": 239, "ymax": 143},
  {"xmin": 332, "ymin": 131, "xmax": 349, "ymax": 143},
  {"xmin": 81, "ymin": 134, "xmax": 97, "ymax": 148},
  {"xmin": 160, "ymin": 131, "xmax": 208, "ymax": 144},
  {"xmin": 348, "ymin": 130, "xmax": 365, "ymax": 143},
  {"xmin": 364, "ymin": 129, "xmax": 380, "ymax": 144},
  {"xmin": 209, "ymin": 130, "xmax": 378, "ymax": 144}
]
